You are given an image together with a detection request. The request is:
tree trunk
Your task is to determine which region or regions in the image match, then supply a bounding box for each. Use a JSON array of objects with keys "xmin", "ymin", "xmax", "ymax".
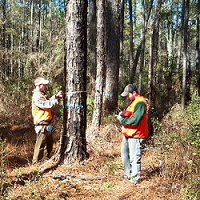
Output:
[
  {"xmin": 48, "ymin": 0, "xmax": 53, "ymax": 78},
  {"xmin": 129, "ymin": 0, "xmax": 134, "ymax": 83},
  {"xmin": 92, "ymin": 0, "xmax": 105, "ymax": 129},
  {"xmin": 36, "ymin": 0, "xmax": 42, "ymax": 52},
  {"xmin": 148, "ymin": 0, "xmax": 162, "ymax": 135},
  {"xmin": 103, "ymin": 0, "xmax": 120, "ymax": 116},
  {"xmin": 21, "ymin": 0, "xmax": 25, "ymax": 48},
  {"xmin": 181, "ymin": 0, "xmax": 189, "ymax": 109},
  {"xmin": 138, "ymin": 0, "xmax": 146, "ymax": 94},
  {"xmin": 10, "ymin": 0, "xmax": 14, "ymax": 80},
  {"xmin": 88, "ymin": 0, "xmax": 97, "ymax": 96},
  {"xmin": 177, "ymin": 0, "xmax": 185, "ymax": 71},
  {"xmin": 196, "ymin": 0, "xmax": 200, "ymax": 95},
  {"xmin": 120, "ymin": 0, "xmax": 125, "ymax": 58},
  {"xmin": 30, "ymin": 0, "xmax": 34, "ymax": 52},
  {"xmin": 2, "ymin": 0, "xmax": 6, "ymax": 49},
  {"xmin": 2, "ymin": 0, "xmax": 6, "ymax": 80},
  {"xmin": 119, "ymin": 0, "xmax": 125, "ymax": 82},
  {"xmin": 60, "ymin": 0, "xmax": 88, "ymax": 163},
  {"xmin": 129, "ymin": 0, "xmax": 153, "ymax": 84}
]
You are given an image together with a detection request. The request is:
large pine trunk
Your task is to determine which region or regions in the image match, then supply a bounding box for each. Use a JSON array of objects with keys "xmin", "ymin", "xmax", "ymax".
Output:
[
  {"xmin": 129, "ymin": 0, "xmax": 134, "ymax": 83},
  {"xmin": 88, "ymin": 0, "xmax": 97, "ymax": 96},
  {"xmin": 92, "ymin": 0, "xmax": 105, "ymax": 129},
  {"xmin": 148, "ymin": 0, "xmax": 162, "ymax": 135},
  {"xmin": 120, "ymin": 0, "xmax": 125, "ymax": 58},
  {"xmin": 103, "ymin": 0, "xmax": 120, "ymax": 116},
  {"xmin": 138, "ymin": 0, "xmax": 146, "ymax": 94},
  {"xmin": 181, "ymin": 0, "xmax": 190, "ymax": 109},
  {"xmin": 196, "ymin": 0, "xmax": 200, "ymax": 95},
  {"xmin": 60, "ymin": 0, "xmax": 88, "ymax": 163},
  {"xmin": 130, "ymin": 0, "xmax": 153, "ymax": 84}
]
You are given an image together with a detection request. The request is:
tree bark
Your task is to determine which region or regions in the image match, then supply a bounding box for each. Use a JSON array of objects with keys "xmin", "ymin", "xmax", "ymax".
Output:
[
  {"xmin": 61, "ymin": 0, "xmax": 88, "ymax": 163},
  {"xmin": 129, "ymin": 0, "xmax": 134, "ymax": 83},
  {"xmin": 177, "ymin": 0, "xmax": 185, "ymax": 71},
  {"xmin": 88, "ymin": 0, "xmax": 97, "ymax": 95},
  {"xmin": 181, "ymin": 0, "xmax": 189, "ymax": 109},
  {"xmin": 129, "ymin": 0, "xmax": 153, "ymax": 84},
  {"xmin": 92, "ymin": 0, "xmax": 105, "ymax": 129},
  {"xmin": 2, "ymin": 0, "xmax": 6, "ymax": 80},
  {"xmin": 148, "ymin": 0, "xmax": 162, "ymax": 135},
  {"xmin": 30, "ymin": 0, "xmax": 34, "ymax": 52},
  {"xmin": 48, "ymin": 0, "xmax": 53, "ymax": 78},
  {"xmin": 10, "ymin": 0, "xmax": 14, "ymax": 79},
  {"xmin": 120, "ymin": 0, "xmax": 125, "ymax": 58},
  {"xmin": 138, "ymin": 0, "xmax": 146, "ymax": 94},
  {"xmin": 103, "ymin": 0, "xmax": 120, "ymax": 116},
  {"xmin": 36, "ymin": 0, "xmax": 42, "ymax": 52},
  {"xmin": 196, "ymin": 0, "xmax": 200, "ymax": 95}
]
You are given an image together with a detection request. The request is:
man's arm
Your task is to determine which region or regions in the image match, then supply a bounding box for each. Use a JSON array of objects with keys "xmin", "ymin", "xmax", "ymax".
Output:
[
  {"xmin": 34, "ymin": 94, "xmax": 59, "ymax": 110},
  {"xmin": 119, "ymin": 101, "xmax": 146, "ymax": 126}
]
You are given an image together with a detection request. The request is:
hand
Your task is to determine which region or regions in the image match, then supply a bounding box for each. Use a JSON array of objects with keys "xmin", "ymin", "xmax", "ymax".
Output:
[
  {"xmin": 117, "ymin": 111, "xmax": 122, "ymax": 120},
  {"xmin": 56, "ymin": 90, "xmax": 63, "ymax": 98},
  {"xmin": 117, "ymin": 115, "xmax": 122, "ymax": 120},
  {"xmin": 118, "ymin": 111, "xmax": 122, "ymax": 116}
]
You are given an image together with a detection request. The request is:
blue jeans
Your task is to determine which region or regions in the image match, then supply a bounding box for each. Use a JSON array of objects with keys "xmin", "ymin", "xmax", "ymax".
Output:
[{"xmin": 121, "ymin": 136, "xmax": 144, "ymax": 182}]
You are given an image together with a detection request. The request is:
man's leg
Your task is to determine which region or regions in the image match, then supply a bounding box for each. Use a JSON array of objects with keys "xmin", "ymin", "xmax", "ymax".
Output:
[
  {"xmin": 121, "ymin": 136, "xmax": 131, "ymax": 178},
  {"xmin": 32, "ymin": 129, "xmax": 46, "ymax": 164},
  {"xmin": 46, "ymin": 131, "xmax": 53, "ymax": 158},
  {"xmin": 129, "ymin": 138, "xmax": 144, "ymax": 183}
]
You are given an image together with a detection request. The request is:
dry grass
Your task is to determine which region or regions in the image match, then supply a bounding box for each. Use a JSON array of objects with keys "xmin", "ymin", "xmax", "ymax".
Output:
[{"xmin": 0, "ymin": 105, "xmax": 199, "ymax": 200}]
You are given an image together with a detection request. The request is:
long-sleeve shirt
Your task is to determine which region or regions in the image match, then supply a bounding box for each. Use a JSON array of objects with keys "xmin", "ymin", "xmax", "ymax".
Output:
[
  {"xmin": 32, "ymin": 89, "xmax": 59, "ymax": 110},
  {"xmin": 119, "ymin": 101, "xmax": 146, "ymax": 126}
]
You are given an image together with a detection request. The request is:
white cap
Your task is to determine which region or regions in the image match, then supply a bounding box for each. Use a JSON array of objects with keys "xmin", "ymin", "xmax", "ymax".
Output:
[{"xmin": 34, "ymin": 77, "xmax": 49, "ymax": 86}]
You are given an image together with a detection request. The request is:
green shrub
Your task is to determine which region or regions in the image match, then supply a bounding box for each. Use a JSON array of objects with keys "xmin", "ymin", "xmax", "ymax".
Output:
[
  {"xmin": 183, "ymin": 95, "xmax": 200, "ymax": 199},
  {"xmin": 0, "ymin": 139, "xmax": 11, "ymax": 197},
  {"xmin": 152, "ymin": 96, "xmax": 200, "ymax": 200},
  {"xmin": 187, "ymin": 95, "xmax": 200, "ymax": 154},
  {"xmin": 87, "ymin": 95, "xmax": 94, "ymax": 120}
]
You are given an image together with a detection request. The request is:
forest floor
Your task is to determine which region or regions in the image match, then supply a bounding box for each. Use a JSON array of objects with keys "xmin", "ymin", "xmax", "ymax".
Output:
[{"xmin": 0, "ymin": 105, "xmax": 199, "ymax": 200}]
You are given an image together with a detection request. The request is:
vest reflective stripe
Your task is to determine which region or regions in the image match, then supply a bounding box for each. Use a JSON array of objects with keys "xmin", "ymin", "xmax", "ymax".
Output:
[
  {"xmin": 32, "ymin": 92, "xmax": 52, "ymax": 124},
  {"xmin": 122, "ymin": 96, "xmax": 148, "ymax": 138}
]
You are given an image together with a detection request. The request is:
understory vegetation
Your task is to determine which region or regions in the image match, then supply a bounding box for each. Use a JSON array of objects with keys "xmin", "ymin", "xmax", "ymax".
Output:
[
  {"xmin": 0, "ymin": 95, "xmax": 199, "ymax": 199},
  {"xmin": 151, "ymin": 95, "xmax": 200, "ymax": 200}
]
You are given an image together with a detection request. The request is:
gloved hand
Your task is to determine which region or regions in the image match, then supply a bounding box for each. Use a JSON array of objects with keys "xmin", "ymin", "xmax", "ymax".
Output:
[{"xmin": 56, "ymin": 90, "xmax": 63, "ymax": 98}]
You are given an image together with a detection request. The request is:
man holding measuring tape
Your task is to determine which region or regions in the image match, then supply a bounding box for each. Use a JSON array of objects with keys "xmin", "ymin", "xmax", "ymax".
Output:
[{"xmin": 32, "ymin": 77, "xmax": 63, "ymax": 164}]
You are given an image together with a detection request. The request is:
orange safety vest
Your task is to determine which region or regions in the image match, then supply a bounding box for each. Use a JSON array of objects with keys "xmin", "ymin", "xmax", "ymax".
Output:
[
  {"xmin": 122, "ymin": 96, "xmax": 148, "ymax": 138},
  {"xmin": 32, "ymin": 92, "xmax": 52, "ymax": 125}
]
